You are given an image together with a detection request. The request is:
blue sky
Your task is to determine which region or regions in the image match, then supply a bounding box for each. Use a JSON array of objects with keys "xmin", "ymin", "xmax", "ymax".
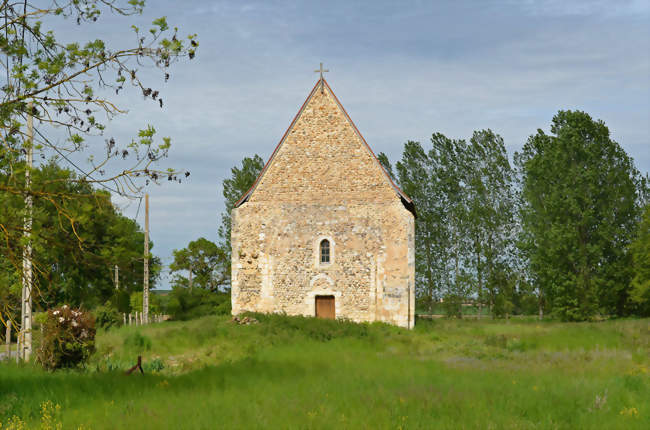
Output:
[{"xmin": 49, "ymin": 0, "xmax": 650, "ymax": 288}]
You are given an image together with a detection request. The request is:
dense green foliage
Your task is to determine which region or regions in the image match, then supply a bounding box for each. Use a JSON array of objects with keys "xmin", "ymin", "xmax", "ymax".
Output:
[
  {"xmin": 166, "ymin": 287, "xmax": 230, "ymax": 320},
  {"xmin": 630, "ymin": 205, "xmax": 650, "ymax": 315},
  {"xmin": 386, "ymin": 130, "xmax": 518, "ymax": 316},
  {"xmin": 169, "ymin": 237, "xmax": 228, "ymax": 291},
  {"xmin": 217, "ymin": 154, "xmax": 264, "ymax": 282},
  {"xmin": 0, "ymin": 164, "xmax": 160, "ymax": 321},
  {"xmin": 1, "ymin": 315, "xmax": 648, "ymax": 428},
  {"xmin": 129, "ymin": 291, "xmax": 163, "ymax": 315},
  {"xmin": 516, "ymin": 111, "xmax": 646, "ymax": 320},
  {"xmin": 382, "ymin": 111, "xmax": 647, "ymax": 321},
  {"xmin": 93, "ymin": 305, "xmax": 123, "ymax": 331}
]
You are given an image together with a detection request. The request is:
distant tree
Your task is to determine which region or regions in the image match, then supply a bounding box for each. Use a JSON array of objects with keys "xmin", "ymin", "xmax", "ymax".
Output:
[
  {"xmin": 630, "ymin": 205, "xmax": 650, "ymax": 315},
  {"xmin": 0, "ymin": 163, "xmax": 160, "ymax": 316},
  {"xmin": 166, "ymin": 286, "xmax": 230, "ymax": 321},
  {"xmin": 217, "ymin": 155, "xmax": 264, "ymax": 280},
  {"xmin": 464, "ymin": 130, "xmax": 516, "ymax": 317},
  {"xmin": 426, "ymin": 134, "xmax": 471, "ymax": 305},
  {"xmin": 169, "ymin": 238, "xmax": 228, "ymax": 292},
  {"xmin": 515, "ymin": 110, "xmax": 646, "ymax": 320},
  {"xmin": 129, "ymin": 291, "xmax": 161, "ymax": 314},
  {"xmin": 377, "ymin": 152, "xmax": 396, "ymax": 182},
  {"xmin": 393, "ymin": 130, "xmax": 519, "ymax": 317},
  {"xmin": 395, "ymin": 141, "xmax": 441, "ymax": 309},
  {"xmin": 395, "ymin": 136, "xmax": 469, "ymax": 310}
]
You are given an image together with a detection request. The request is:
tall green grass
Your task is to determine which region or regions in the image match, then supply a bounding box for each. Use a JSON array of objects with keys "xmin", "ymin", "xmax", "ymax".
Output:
[{"xmin": 1, "ymin": 315, "xmax": 648, "ymax": 429}]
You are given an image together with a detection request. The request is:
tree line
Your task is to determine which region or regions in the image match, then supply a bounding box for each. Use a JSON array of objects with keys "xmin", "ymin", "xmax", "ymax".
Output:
[
  {"xmin": 0, "ymin": 162, "xmax": 162, "ymax": 319},
  {"xmin": 172, "ymin": 109, "xmax": 649, "ymax": 321},
  {"xmin": 379, "ymin": 110, "xmax": 649, "ymax": 320},
  {"xmin": 174, "ymin": 109, "xmax": 649, "ymax": 322}
]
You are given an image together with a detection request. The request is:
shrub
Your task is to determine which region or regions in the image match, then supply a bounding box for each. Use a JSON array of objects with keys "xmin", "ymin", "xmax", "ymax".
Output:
[
  {"xmin": 130, "ymin": 291, "xmax": 161, "ymax": 314},
  {"xmin": 492, "ymin": 292, "xmax": 514, "ymax": 318},
  {"xmin": 442, "ymin": 294, "xmax": 463, "ymax": 318},
  {"xmin": 144, "ymin": 357, "xmax": 164, "ymax": 372},
  {"xmin": 94, "ymin": 305, "xmax": 122, "ymax": 330},
  {"xmin": 32, "ymin": 311, "xmax": 48, "ymax": 331},
  {"xmin": 123, "ymin": 332, "xmax": 152, "ymax": 351},
  {"xmin": 36, "ymin": 305, "xmax": 96, "ymax": 370},
  {"xmin": 167, "ymin": 287, "xmax": 230, "ymax": 320},
  {"xmin": 251, "ymin": 312, "xmax": 389, "ymax": 343},
  {"xmin": 114, "ymin": 289, "xmax": 132, "ymax": 314},
  {"xmin": 215, "ymin": 297, "xmax": 232, "ymax": 315}
]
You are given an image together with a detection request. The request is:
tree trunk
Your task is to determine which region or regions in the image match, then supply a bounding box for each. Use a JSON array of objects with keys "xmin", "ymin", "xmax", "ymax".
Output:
[
  {"xmin": 476, "ymin": 242, "xmax": 482, "ymax": 320},
  {"xmin": 423, "ymin": 231, "xmax": 436, "ymax": 307}
]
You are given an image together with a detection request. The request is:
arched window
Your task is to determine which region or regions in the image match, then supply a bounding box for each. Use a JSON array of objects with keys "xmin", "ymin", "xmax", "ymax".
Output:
[{"xmin": 320, "ymin": 239, "xmax": 330, "ymax": 264}]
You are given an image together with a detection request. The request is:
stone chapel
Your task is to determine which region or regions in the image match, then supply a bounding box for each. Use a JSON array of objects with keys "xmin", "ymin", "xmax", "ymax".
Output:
[{"xmin": 230, "ymin": 77, "xmax": 416, "ymax": 328}]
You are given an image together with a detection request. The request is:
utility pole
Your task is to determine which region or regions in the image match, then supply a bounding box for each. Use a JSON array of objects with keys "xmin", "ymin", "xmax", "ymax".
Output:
[
  {"xmin": 143, "ymin": 193, "xmax": 149, "ymax": 324},
  {"xmin": 114, "ymin": 264, "xmax": 119, "ymax": 290},
  {"xmin": 21, "ymin": 101, "xmax": 34, "ymax": 361}
]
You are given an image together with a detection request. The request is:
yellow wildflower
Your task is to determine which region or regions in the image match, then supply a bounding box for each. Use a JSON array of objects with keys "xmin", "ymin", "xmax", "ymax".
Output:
[{"xmin": 620, "ymin": 406, "xmax": 639, "ymax": 417}]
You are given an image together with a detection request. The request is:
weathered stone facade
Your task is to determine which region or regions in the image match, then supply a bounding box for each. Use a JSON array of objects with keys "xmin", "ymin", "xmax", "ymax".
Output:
[{"xmin": 231, "ymin": 79, "xmax": 416, "ymax": 328}]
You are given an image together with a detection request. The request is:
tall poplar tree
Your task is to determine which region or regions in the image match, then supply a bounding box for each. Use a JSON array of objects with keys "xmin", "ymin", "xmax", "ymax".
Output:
[
  {"xmin": 394, "ymin": 135, "xmax": 470, "ymax": 310},
  {"xmin": 516, "ymin": 110, "xmax": 645, "ymax": 320},
  {"xmin": 217, "ymin": 154, "xmax": 264, "ymax": 282},
  {"xmin": 395, "ymin": 141, "xmax": 441, "ymax": 308},
  {"xmin": 464, "ymin": 130, "xmax": 516, "ymax": 316}
]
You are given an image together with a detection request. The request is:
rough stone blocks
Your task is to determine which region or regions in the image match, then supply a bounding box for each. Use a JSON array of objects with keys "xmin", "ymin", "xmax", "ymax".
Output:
[{"xmin": 231, "ymin": 80, "xmax": 415, "ymax": 328}]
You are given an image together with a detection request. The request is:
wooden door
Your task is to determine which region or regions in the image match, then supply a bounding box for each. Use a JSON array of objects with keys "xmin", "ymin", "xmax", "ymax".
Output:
[{"xmin": 315, "ymin": 296, "xmax": 335, "ymax": 319}]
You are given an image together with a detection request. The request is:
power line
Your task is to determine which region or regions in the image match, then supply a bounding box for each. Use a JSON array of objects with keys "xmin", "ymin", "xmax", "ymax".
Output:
[{"xmin": 135, "ymin": 195, "xmax": 143, "ymax": 219}]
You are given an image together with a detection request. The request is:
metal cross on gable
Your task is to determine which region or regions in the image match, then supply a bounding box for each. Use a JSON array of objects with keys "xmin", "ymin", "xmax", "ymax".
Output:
[{"xmin": 314, "ymin": 62, "xmax": 329, "ymax": 93}]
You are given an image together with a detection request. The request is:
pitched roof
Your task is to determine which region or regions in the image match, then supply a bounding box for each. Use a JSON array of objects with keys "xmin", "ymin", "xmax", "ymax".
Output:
[{"xmin": 234, "ymin": 78, "xmax": 415, "ymax": 215}]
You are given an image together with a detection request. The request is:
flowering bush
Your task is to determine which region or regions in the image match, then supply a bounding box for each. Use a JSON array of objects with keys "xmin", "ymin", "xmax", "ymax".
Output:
[{"xmin": 36, "ymin": 305, "xmax": 96, "ymax": 370}]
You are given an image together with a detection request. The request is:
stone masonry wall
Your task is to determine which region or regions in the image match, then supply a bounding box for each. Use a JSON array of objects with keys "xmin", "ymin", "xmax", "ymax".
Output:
[{"xmin": 231, "ymin": 81, "xmax": 415, "ymax": 328}]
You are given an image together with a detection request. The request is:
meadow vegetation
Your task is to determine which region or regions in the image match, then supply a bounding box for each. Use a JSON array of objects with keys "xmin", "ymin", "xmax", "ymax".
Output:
[{"xmin": 1, "ymin": 314, "xmax": 648, "ymax": 429}]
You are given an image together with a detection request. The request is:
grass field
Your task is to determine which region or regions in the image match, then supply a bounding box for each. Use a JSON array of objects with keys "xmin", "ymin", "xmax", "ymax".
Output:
[{"xmin": 1, "ymin": 315, "xmax": 649, "ymax": 429}]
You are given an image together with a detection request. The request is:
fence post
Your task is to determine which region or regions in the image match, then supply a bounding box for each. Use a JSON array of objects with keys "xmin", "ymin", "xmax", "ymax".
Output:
[
  {"xmin": 5, "ymin": 320, "xmax": 10, "ymax": 359},
  {"xmin": 15, "ymin": 330, "xmax": 20, "ymax": 363}
]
